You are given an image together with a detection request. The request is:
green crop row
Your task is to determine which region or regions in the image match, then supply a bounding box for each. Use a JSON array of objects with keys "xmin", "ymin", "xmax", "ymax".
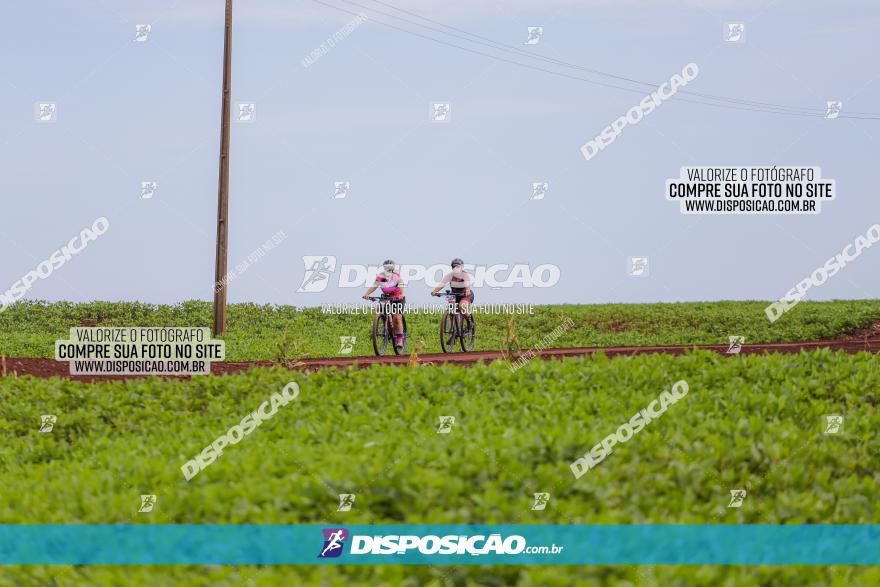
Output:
[
  {"xmin": 1, "ymin": 563, "xmax": 875, "ymax": 587},
  {"xmin": 1, "ymin": 350, "xmax": 878, "ymax": 585},
  {"xmin": 2, "ymin": 299, "xmax": 879, "ymax": 360}
]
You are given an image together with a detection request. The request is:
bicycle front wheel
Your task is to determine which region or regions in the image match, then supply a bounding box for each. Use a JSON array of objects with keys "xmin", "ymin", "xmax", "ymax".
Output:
[
  {"xmin": 392, "ymin": 315, "xmax": 408, "ymax": 355},
  {"xmin": 372, "ymin": 312, "xmax": 389, "ymax": 356},
  {"xmin": 439, "ymin": 311, "xmax": 457, "ymax": 353}
]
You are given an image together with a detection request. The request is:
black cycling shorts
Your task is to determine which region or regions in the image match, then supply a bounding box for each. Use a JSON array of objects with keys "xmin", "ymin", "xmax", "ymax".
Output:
[
  {"xmin": 452, "ymin": 291, "xmax": 474, "ymax": 304},
  {"xmin": 379, "ymin": 296, "xmax": 406, "ymax": 314}
]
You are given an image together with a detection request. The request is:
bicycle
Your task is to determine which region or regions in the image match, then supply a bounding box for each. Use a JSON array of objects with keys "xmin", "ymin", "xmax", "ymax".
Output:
[
  {"xmin": 433, "ymin": 290, "xmax": 476, "ymax": 352},
  {"xmin": 367, "ymin": 296, "xmax": 408, "ymax": 356}
]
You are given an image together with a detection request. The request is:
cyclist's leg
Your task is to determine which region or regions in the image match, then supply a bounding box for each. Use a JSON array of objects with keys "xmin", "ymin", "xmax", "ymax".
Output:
[
  {"xmin": 392, "ymin": 298, "xmax": 405, "ymax": 346},
  {"xmin": 460, "ymin": 292, "xmax": 474, "ymax": 328}
]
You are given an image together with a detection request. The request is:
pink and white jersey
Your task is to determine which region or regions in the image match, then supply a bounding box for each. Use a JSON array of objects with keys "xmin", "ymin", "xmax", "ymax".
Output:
[
  {"xmin": 375, "ymin": 271, "xmax": 404, "ymax": 297},
  {"xmin": 440, "ymin": 271, "xmax": 472, "ymax": 292}
]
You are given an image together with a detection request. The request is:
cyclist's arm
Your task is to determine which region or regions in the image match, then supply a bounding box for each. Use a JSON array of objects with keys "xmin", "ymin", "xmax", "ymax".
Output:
[
  {"xmin": 431, "ymin": 273, "xmax": 451, "ymax": 295},
  {"xmin": 363, "ymin": 284, "xmax": 378, "ymax": 299}
]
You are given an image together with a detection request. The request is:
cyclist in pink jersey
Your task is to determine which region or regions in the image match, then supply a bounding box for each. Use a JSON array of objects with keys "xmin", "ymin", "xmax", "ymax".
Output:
[{"xmin": 363, "ymin": 259, "xmax": 406, "ymax": 351}]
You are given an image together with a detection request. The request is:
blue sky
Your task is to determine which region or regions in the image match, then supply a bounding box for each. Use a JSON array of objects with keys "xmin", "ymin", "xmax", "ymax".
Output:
[{"xmin": 1, "ymin": 0, "xmax": 878, "ymax": 306}]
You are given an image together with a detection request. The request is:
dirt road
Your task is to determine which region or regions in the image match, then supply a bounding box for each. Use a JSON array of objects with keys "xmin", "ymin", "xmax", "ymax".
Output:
[{"xmin": 2, "ymin": 337, "xmax": 878, "ymax": 382}]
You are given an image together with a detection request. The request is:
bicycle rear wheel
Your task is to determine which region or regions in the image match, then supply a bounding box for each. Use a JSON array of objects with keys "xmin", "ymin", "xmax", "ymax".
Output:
[
  {"xmin": 459, "ymin": 314, "xmax": 476, "ymax": 352},
  {"xmin": 372, "ymin": 312, "xmax": 389, "ymax": 356}
]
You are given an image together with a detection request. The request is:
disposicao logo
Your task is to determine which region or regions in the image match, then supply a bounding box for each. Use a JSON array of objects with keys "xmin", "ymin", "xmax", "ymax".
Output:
[
  {"xmin": 0, "ymin": 217, "xmax": 110, "ymax": 313},
  {"xmin": 569, "ymin": 380, "xmax": 690, "ymax": 478},
  {"xmin": 317, "ymin": 529, "xmax": 551, "ymax": 557},
  {"xmin": 180, "ymin": 382, "xmax": 300, "ymax": 481},
  {"xmin": 319, "ymin": 528, "xmax": 349, "ymax": 558}
]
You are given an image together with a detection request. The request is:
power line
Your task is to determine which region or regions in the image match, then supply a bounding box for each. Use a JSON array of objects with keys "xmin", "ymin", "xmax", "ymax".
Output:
[
  {"xmin": 310, "ymin": 0, "xmax": 880, "ymax": 119},
  {"xmin": 361, "ymin": 0, "xmax": 879, "ymax": 116}
]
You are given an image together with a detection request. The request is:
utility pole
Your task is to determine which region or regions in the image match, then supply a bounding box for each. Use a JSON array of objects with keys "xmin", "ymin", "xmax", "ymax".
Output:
[{"xmin": 213, "ymin": 0, "xmax": 233, "ymax": 335}]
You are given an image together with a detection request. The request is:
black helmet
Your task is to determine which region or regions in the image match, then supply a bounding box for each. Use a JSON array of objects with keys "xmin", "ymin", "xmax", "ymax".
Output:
[
  {"xmin": 450, "ymin": 258, "xmax": 464, "ymax": 267},
  {"xmin": 382, "ymin": 259, "xmax": 395, "ymax": 268}
]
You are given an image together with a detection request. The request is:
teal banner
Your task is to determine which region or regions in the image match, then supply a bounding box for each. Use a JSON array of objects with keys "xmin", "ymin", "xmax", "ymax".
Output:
[{"xmin": 1, "ymin": 525, "xmax": 878, "ymax": 565}]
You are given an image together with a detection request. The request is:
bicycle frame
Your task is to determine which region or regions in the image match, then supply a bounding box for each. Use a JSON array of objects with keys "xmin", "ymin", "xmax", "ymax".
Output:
[
  {"xmin": 368, "ymin": 296, "xmax": 407, "ymax": 356},
  {"xmin": 437, "ymin": 290, "xmax": 475, "ymax": 353}
]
